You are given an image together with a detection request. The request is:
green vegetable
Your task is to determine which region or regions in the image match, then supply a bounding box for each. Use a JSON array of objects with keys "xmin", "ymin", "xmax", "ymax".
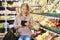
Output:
[{"xmin": 0, "ymin": 23, "xmax": 4, "ymax": 28}]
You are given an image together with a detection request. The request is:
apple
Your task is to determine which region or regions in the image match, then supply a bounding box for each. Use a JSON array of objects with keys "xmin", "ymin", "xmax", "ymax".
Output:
[
  {"xmin": 56, "ymin": 19, "xmax": 60, "ymax": 23},
  {"xmin": 32, "ymin": 33, "xmax": 36, "ymax": 38},
  {"xmin": 50, "ymin": 33, "xmax": 55, "ymax": 37},
  {"xmin": 56, "ymin": 19, "xmax": 60, "ymax": 26},
  {"xmin": 52, "ymin": 24, "xmax": 57, "ymax": 28},
  {"xmin": 52, "ymin": 22, "xmax": 60, "ymax": 28},
  {"xmin": 56, "ymin": 22, "xmax": 60, "ymax": 26},
  {"xmin": 56, "ymin": 19, "xmax": 60, "ymax": 25}
]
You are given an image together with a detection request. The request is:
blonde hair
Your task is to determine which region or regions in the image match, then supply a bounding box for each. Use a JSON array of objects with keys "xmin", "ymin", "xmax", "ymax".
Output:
[
  {"xmin": 21, "ymin": 3, "xmax": 29, "ymax": 11},
  {"xmin": 20, "ymin": 3, "xmax": 30, "ymax": 16}
]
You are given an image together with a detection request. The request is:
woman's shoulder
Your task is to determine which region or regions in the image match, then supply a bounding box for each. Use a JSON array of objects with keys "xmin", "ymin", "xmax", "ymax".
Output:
[
  {"xmin": 29, "ymin": 14, "xmax": 32, "ymax": 17},
  {"xmin": 15, "ymin": 14, "xmax": 20, "ymax": 18}
]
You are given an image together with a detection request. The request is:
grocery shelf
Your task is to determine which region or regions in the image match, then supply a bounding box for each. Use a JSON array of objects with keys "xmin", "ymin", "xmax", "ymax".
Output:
[
  {"xmin": 31, "ymin": 5, "xmax": 41, "ymax": 7},
  {"xmin": 0, "ymin": 7, "xmax": 19, "ymax": 11},
  {"xmin": 0, "ymin": 0, "xmax": 5, "ymax": 2},
  {"xmin": 0, "ymin": 6, "xmax": 5, "ymax": 7},
  {"xmin": 0, "ymin": 6, "xmax": 5, "ymax": 10},
  {"xmin": 7, "ymin": 7, "xmax": 16, "ymax": 11},
  {"xmin": 0, "ymin": 33, "xmax": 6, "ymax": 37},
  {"xmin": 0, "ymin": 14, "xmax": 17, "ymax": 16},
  {"xmin": 8, "ymin": 14, "xmax": 17, "ymax": 15},
  {"xmin": 0, "ymin": 19, "xmax": 15, "ymax": 21},
  {"xmin": 0, "ymin": 20, "xmax": 5, "ymax": 23},
  {"xmin": 0, "ymin": 19, "xmax": 14, "ymax": 21},
  {"xmin": 39, "ymin": 25, "xmax": 60, "ymax": 36},
  {"xmin": 7, "ymin": 6, "xmax": 21, "ymax": 8},
  {"xmin": 39, "ymin": 26, "xmax": 60, "ymax": 36},
  {"xmin": 32, "ymin": 13, "xmax": 60, "ymax": 19},
  {"xmin": 6, "ymin": 0, "xmax": 19, "ymax": 2},
  {"xmin": 0, "ymin": 14, "xmax": 4, "ymax": 16},
  {"xmin": 7, "ymin": 19, "xmax": 15, "ymax": 20},
  {"xmin": 0, "ymin": 6, "xmax": 20, "ymax": 8},
  {"xmin": 0, "ymin": 20, "xmax": 14, "ymax": 24},
  {"xmin": 7, "ymin": 20, "xmax": 14, "ymax": 24},
  {"xmin": 0, "ymin": 0, "xmax": 18, "ymax": 2}
]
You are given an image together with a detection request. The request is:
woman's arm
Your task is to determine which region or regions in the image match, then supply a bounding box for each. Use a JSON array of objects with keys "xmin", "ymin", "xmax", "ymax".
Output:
[
  {"xmin": 13, "ymin": 16, "xmax": 21, "ymax": 29},
  {"xmin": 29, "ymin": 15, "xmax": 33, "ymax": 28}
]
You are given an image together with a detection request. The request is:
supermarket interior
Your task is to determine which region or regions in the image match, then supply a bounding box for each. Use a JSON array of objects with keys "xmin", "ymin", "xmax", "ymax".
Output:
[{"xmin": 0, "ymin": 0, "xmax": 60, "ymax": 40}]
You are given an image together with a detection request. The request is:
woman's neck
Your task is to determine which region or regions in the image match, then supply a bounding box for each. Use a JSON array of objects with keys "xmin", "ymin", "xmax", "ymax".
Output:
[
  {"xmin": 21, "ymin": 12, "xmax": 28, "ymax": 16},
  {"xmin": 22, "ymin": 13, "xmax": 26, "ymax": 16}
]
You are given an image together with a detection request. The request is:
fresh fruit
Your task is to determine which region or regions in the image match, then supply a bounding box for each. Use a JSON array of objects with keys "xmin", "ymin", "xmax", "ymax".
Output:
[
  {"xmin": 41, "ymin": 31, "xmax": 50, "ymax": 39},
  {"xmin": 52, "ymin": 24, "xmax": 57, "ymax": 28},
  {"xmin": 56, "ymin": 22, "xmax": 60, "ymax": 26},
  {"xmin": 56, "ymin": 19, "xmax": 60, "ymax": 25},
  {"xmin": 32, "ymin": 34, "xmax": 36, "ymax": 38},
  {"xmin": 36, "ymin": 35, "xmax": 43, "ymax": 40},
  {"xmin": 51, "ymin": 35, "xmax": 59, "ymax": 40},
  {"xmin": 33, "ymin": 22, "xmax": 40, "ymax": 30},
  {"xmin": 36, "ymin": 31, "xmax": 50, "ymax": 40},
  {"xmin": 39, "ymin": 0, "xmax": 46, "ymax": 6},
  {"xmin": 45, "ymin": 33, "xmax": 55, "ymax": 40},
  {"xmin": 38, "ymin": 16, "xmax": 45, "ymax": 22},
  {"xmin": 52, "ymin": 19, "xmax": 60, "ymax": 28},
  {"xmin": 33, "ymin": 15, "xmax": 39, "ymax": 21},
  {"xmin": 0, "ymin": 23, "xmax": 4, "ymax": 28}
]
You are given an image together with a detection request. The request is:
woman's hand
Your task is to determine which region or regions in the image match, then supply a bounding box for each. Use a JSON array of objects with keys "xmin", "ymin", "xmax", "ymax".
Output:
[
  {"xmin": 14, "ymin": 24, "xmax": 22, "ymax": 29},
  {"xmin": 25, "ymin": 22, "xmax": 29, "ymax": 26},
  {"xmin": 18, "ymin": 24, "xmax": 23, "ymax": 28}
]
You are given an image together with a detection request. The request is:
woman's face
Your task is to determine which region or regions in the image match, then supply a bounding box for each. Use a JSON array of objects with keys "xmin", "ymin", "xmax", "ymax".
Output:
[{"xmin": 21, "ymin": 6, "xmax": 28, "ymax": 14}]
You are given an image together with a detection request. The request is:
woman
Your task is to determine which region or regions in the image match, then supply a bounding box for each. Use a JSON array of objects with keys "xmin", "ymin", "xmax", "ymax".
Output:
[{"xmin": 14, "ymin": 3, "xmax": 33, "ymax": 40}]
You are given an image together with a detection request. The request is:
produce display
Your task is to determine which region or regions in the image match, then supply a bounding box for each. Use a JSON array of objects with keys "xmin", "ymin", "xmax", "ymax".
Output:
[
  {"xmin": 51, "ymin": 35, "xmax": 60, "ymax": 40},
  {"xmin": 24, "ymin": 0, "xmax": 46, "ymax": 7},
  {"xmin": 39, "ymin": 0, "xmax": 46, "ymax": 7},
  {"xmin": 32, "ymin": 29, "xmax": 48, "ymax": 38},
  {"xmin": 32, "ymin": 28, "xmax": 60, "ymax": 40},
  {"xmin": 33, "ymin": 22, "xmax": 40, "ymax": 30},
  {"xmin": 53, "ymin": 37, "xmax": 60, "ymax": 40},
  {"xmin": 0, "ymin": 23, "xmax": 7, "ymax": 33},
  {"xmin": 54, "ymin": 3, "xmax": 60, "ymax": 13},
  {"xmin": 0, "ymin": 2, "xmax": 5, "ymax": 7},
  {"xmin": 24, "ymin": 0, "xmax": 37, "ymax": 6},
  {"xmin": 31, "ymin": 7, "xmax": 44, "ymax": 13},
  {"xmin": 43, "ymin": 1, "xmax": 60, "ymax": 13},
  {"xmin": 32, "ymin": 14, "xmax": 60, "ymax": 33},
  {"xmin": 0, "ymin": 16, "xmax": 10, "ymax": 20},
  {"xmin": 6, "ymin": 10, "xmax": 17, "ymax": 14},
  {"xmin": 31, "ymin": 0, "xmax": 60, "ymax": 14},
  {"xmin": 36, "ymin": 31, "xmax": 49, "ymax": 40},
  {"xmin": 39, "ymin": 17, "xmax": 60, "ymax": 28},
  {"xmin": 0, "ymin": 23, "xmax": 4, "ymax": 28},
  {"xmin": 7, "ymin": 2, "xmax": 19, "ymax": 7},
  {"xmin": 0, "ymin": 16, "xmax": 15, "ymax": 20},
  {"xmin": 33, "ymin": 14, "xmax": 60, "ymax": 28},
  {"xmin": 32, "ymin": 28, "xmax": 57, "ymax": 40},
  {"xmin": 44, "ymin": 33, "xmax": 55, "ymax": 40}
]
